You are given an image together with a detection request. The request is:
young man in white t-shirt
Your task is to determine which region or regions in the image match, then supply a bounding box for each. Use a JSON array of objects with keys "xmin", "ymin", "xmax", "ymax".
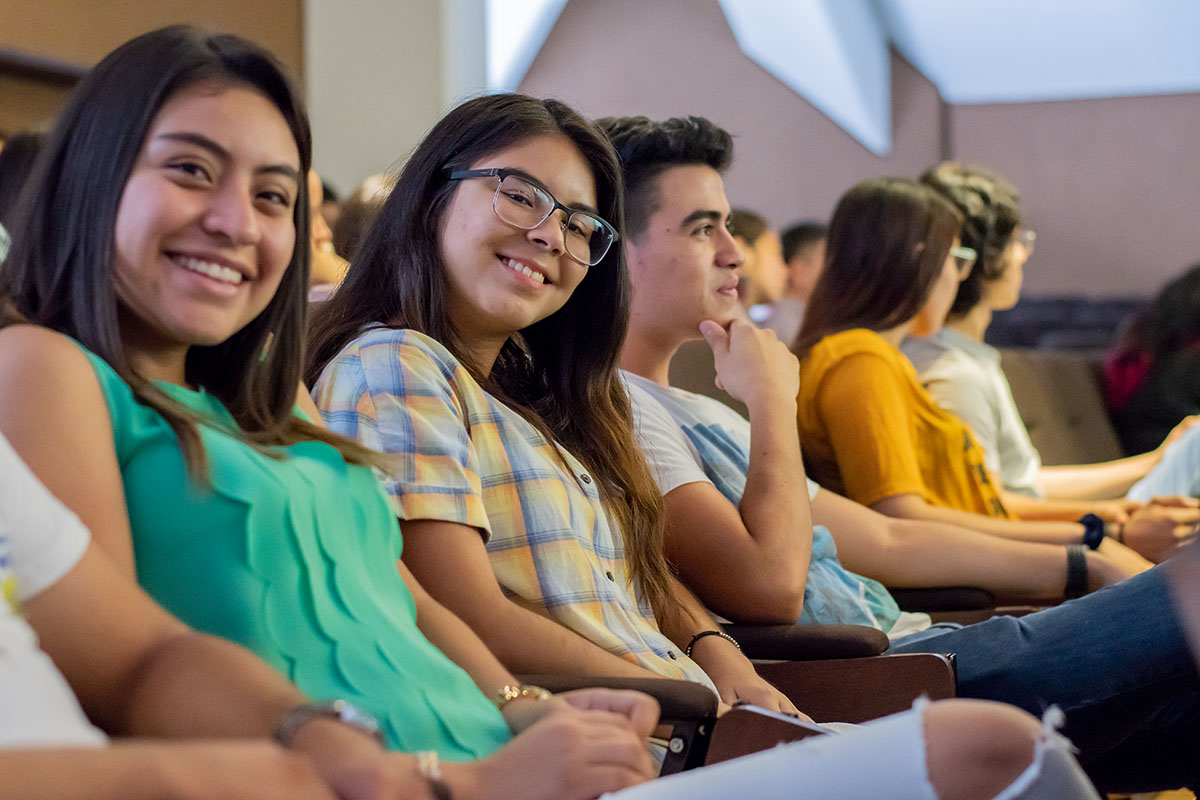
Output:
[{"xmin": 601, "ymin": 113, "xmax": 1200, "ymax": 792}]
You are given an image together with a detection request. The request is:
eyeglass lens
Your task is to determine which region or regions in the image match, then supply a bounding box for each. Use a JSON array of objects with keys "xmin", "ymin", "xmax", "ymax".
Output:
[
  {"xmin": 1016, "ymin": 229, "xmax": 1036, "ymax": 254},
  {"xmin": 493, "ymin": 174, "xmax": 613, "ymax": 265}
]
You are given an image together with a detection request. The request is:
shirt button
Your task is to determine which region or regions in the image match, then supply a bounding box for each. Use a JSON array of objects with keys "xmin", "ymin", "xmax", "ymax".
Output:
[
  {"xmin": 605, "ymin": 571, "xmax": 615, "ymax": 581},
  {"xmin": 580, "ymin": 474, "xmax": 592, "ymax": 484},
  {"xmin": 668, "ymin": 651, "xmax": 677, "ymax": 660}
]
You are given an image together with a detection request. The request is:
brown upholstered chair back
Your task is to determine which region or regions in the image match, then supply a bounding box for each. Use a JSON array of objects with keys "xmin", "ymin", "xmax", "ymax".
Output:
[{"xmin": 998, "ymin": 349, "xmax": 1126, "ymax": 465}]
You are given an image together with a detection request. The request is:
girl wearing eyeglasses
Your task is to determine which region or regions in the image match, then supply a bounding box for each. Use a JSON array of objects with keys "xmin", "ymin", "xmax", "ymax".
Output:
[
  {"xmin": 308, "ymin": 93, "xmax": 791, "ymax": 707},
  {"xmin": 906, "ymin": 162, "xmax": 1200, "ymax": 563},
  {"xmin": 792, "ymin": 178, "xmax": 1194, "ymax": 571}
]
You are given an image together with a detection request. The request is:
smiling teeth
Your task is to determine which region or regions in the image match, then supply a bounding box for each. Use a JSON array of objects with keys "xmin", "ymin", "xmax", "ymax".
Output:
[
  {"xmin": 178, "ymin": 256, "xmax": 243, "ymax": 285},
  {"xmin": 502, "ymin": 257, "xmax": 545, "ymax": 284}
]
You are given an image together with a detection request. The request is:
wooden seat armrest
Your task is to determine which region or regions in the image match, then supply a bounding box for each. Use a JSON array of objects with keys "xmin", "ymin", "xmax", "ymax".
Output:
[
  {"xmin": 722, "ymin": 623, "xmax": 889, "ymax": 660},
  {"xmin": 754, "ymin": 653, "xmax": 956, "ymax": 724}
]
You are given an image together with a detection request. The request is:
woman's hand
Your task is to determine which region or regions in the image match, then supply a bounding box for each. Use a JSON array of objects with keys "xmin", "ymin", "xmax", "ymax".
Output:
[
  {"xmin": 1091, "ymin": 498, "xmax": 1141, "ymax": 523},
  {"xmin": 499, "ymin": 687, "xmax": 659, "ymax": 738},
  {"xmin": 445, "ymin": 706, "xmax": 655, "ymax": 800},
  {"xmin": 556, "ymin": 688, "xmax": 660, "ymax": 737},
  {"xmin": 687, "ymin": 635, "xmax": 803, "ymax": 716}
]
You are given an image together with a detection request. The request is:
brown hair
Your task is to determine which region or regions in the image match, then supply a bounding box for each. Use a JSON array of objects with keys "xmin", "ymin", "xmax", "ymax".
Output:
[{"xmin": 794, "ymin": 177, "xmax": 962, "ymax": 355}]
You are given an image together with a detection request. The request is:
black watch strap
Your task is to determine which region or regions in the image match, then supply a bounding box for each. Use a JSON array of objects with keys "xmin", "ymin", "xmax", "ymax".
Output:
[{"xmin": 1064, "ymin": 544, "xmax": 1089, "ymax": 599}]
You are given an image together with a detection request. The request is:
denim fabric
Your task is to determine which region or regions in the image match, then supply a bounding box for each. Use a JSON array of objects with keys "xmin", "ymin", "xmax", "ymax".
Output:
[
  {"xmin": 890, "ymin": 566, "xmax": 1200, "ymax": 792},
  {"xmin": 1128, "ymin": 424, "xmax": 1200, "ymax": 500}
]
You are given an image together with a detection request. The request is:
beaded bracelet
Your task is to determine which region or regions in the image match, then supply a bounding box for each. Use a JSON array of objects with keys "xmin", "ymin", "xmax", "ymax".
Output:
[{"xmin": 685, "ymin": 629, "xmax": 741, "ymax": 658}]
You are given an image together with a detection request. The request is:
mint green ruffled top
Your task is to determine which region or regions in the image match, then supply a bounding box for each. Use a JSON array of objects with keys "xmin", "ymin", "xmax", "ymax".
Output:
[{"xmin": 78, "ymin": 346, "xmax": 511, "ymax": 760}]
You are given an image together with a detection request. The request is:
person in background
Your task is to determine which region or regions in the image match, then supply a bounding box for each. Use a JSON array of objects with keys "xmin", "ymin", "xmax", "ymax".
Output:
[
  {"xmin": 1107, "ymin": 263, "xmax": 1200, "ymax": 456},
  {"xmin": 729, "ymin": 209, "xmax": 787, "ymax": 323},
  {"xmin": 765, "ymin": 221, "xmax": 826, "ymax": 346},
  {"xmin": 906, "ymin": 162, "xmax": 1200, "ymax": 554},
  {"xmin": 0, "ymin": 132, "xmax": 46, "ymax": 261},
  {"xmin": 308, "ymin": 168, "xmax": 350, "ymax": 299},
  {"xmin": 319, "ymin": 177, "xmax": 341, "ymax": 232},
  {"xmin": 332, "ymin": 172, "xmax": 396, "ymax": 261},
  {"xmin": 794, "ymin": 177, "xmax": 1196, "ymax": 563}
]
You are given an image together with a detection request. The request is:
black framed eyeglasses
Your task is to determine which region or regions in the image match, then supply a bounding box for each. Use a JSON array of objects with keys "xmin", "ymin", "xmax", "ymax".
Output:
[{"xmin": 446, "ymin": 167, "xmax": 618, "ymax": 266}]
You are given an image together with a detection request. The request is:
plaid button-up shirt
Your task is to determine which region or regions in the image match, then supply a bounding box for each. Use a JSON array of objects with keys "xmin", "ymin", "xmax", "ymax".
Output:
[{"xmin": 313, "ymin": 327, "xmax": 714, "ymax": 689}]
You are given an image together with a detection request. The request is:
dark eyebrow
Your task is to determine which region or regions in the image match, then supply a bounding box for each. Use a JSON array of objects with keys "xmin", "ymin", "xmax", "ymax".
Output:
[
  {"xmin": 155, "ymin": 131, "xmax": 301, "ymax": 183},
  {"xmin": 681, "ymin": 209, "xmax": 725, "ymax": 227},
  {"xmin": 506, "ymin": 167, "xmax": 601, "ymax": 215}
]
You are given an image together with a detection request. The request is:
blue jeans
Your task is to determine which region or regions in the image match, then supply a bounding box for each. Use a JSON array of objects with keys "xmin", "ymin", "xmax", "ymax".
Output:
[
  {"xmin": 888, "ymin": 566, "xmax": 1199, "ymax": 793},
  {"xmin": 1128, "ymin": 423, "xmax": 1200, "ymax": 499}
]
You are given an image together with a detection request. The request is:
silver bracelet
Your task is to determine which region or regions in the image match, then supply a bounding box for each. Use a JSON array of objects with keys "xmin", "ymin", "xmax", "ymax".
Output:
[
  {"xmin": 416, "ymin": 750, "xmax": 454, "ymax": 800},
  {"xmin": 274, "ymin": 699, "xmax": 384, "ymax": 747}
]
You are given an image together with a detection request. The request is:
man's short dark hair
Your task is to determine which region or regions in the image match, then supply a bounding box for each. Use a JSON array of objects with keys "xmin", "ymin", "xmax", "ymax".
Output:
[
  {"xmin": 780, "ymin": 221, "xmax": 827, "ymax": 263},
  {"xmin": 730, "ymin": 208, "xmax": 768, "ymax": 246},
  {"xmin": 597, "ymin": 115, "xmax": 733, "ymax": 239}
]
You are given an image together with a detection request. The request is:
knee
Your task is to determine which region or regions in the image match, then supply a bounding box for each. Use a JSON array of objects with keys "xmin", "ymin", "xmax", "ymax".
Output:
[{"xmin": 923, "ymin": 699, "xmax": 1040, "ymax": 800}]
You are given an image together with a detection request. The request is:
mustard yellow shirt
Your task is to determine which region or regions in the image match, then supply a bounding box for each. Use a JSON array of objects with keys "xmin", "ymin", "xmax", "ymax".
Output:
[{"xmin": 797, "ymin": 329, "xmax": 1012, "ymax": 518}]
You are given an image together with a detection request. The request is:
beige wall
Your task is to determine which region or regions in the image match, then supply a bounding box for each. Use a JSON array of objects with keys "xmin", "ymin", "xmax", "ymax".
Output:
[
  {"xmin": 0, "ymin": 0, "xmax": 303, "ymax": 136},
  {"xmin": 949, "ymin": 94, "xmax": 1200, "ymax": 296},
  {"xmin": 304, "ymin": 0, "xmax": 487, "ymax": 195},
  {"xmin": 520, "ymin": 0, "xmax": 1200, "ymax": 298},
  {"xmin": 520, "ymin": 0, "xmax": 944, "ymax": 233},
  {"xmin": 0, "ymin": 0, "xmax": 303, "ymax": 72}
]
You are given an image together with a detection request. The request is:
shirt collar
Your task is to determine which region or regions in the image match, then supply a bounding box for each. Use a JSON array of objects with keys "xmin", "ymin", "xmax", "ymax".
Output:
[{"xmin": 939, "ymin": 326, "xmax": 1000, "ymax": 363}]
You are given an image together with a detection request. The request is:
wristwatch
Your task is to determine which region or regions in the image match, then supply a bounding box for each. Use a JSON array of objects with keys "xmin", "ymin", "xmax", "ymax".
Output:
[{"xmin": 274, "ymin": 699, "xmax": 384, "ymax": 746}]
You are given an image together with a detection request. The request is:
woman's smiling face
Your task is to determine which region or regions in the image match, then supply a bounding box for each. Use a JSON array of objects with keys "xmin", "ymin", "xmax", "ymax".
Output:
[
  {"xmin": 437, "ymin": 133, "xmax": 596, "ymax": 365},
  {"xmin": 112, "ymin": 81, "xmax": 300, "ymax": 377}
]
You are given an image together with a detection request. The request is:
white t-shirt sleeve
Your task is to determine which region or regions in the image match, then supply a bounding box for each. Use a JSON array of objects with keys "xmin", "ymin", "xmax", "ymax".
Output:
[
  {"xmin": 0, "ymin": 433, "xmax": 106, "ymax": 747},
  {"xmin": 805, "ymin": 477, "xmax": 820, "ymax": 500},
  {"xmin": 626, "ymin": 380, "xmax": 714, "ymax": 495},
  {"xmin": 0, "ymin": 433, "xmax": 90, "ymax": 601},
  {"xmin": 923, "ymin": 351, "xmax": 1003, "ymax": 476}
]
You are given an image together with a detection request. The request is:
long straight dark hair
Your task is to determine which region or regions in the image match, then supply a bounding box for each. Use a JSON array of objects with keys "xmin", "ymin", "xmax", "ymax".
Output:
[
  {"xmin": 794, "ymin": 177, "xmax": 962, "ymax": 355},
  {"xmin": 0, "ymin": 25, "xmax": 377, "ymax": 473},
  {"xmin": 307, "ymin": 93, "xmax": 680, "ymax": 626}
]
